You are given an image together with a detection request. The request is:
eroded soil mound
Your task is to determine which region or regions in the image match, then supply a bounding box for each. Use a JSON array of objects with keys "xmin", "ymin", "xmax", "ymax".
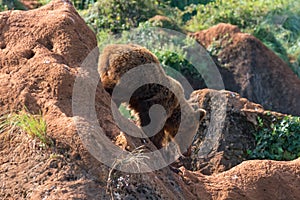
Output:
[
  {"xmin": 181, "ymin": 158, "xmax": 300, "ymax": 200},
  {"xmin": 191, "ymin": 23, "xmax": 300, "ymax": 116},
  {"xmin": 0, "ymin": 1, "xmax": 299, "ymax": 199},
  {"xmin": 185, "ymin": 89, "xmax": 285, "ymax": 175}
]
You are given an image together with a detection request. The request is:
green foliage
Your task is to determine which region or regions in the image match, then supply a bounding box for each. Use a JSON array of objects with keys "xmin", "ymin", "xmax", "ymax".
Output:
[
  {"xmin": 0, "ymin": 4, "xmax": 6, "ymax": 11},
  {"xmin": 249, "ymin": 116, "xmax": 300, "ymax": 161},
  {"xmin": 38, "ymin": 0, "xmax": 95, "ymax": 9},
  {"xmin": 38, "ymin": 0, "xmax": 51, "ymax": 6},
  {"xmin": 80, "ymin": 0, "xmax": 159, "ymax": 33},
  {"xmin": 1, "ymin": 0, "xmax": 26, "ymax": 10},
  {"xmin": 161, "ymin": 0, "xmax": 214, "ymax": 10},
  {"xmin": 71, "ymin": 0, "xmax": 95, "ymax": 10},
  {"xmin": 154, "ymin": 49, "xmax": 200, "ymax": 80},
  {"xmin": 119, "ymin": 104, "xmax": 136, "ymax": 121},
  {"xmin": 0, "ymin": 110, "xmax": 53, "ymax": 147},
  {"xmin": 186, "ymin": 0, "xmax": 284, "ymax": 31},
  {"xmin": 0, "ymin": 0, "xmax": 7, "ymax": 11}
]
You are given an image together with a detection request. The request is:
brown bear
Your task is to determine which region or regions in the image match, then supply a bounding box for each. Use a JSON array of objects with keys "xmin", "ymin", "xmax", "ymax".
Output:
[{"xmin": 99, "ymin": 44, "xmax": 206, "ymax": 153}]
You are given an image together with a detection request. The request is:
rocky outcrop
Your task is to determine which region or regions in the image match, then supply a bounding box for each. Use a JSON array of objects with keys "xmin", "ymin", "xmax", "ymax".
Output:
[
  {"xmin": 191, "ymin": 23, "xmax": 300, "ymax": 116},
  {"xmin": 184, "ymin": 89, "xmax": 285, "ymax": 175}
]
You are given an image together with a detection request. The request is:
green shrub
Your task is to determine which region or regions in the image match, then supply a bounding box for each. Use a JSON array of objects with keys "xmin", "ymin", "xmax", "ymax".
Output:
[
  {"xmin": 0, "ymin": 4, "xmax": 6, "ymax": 11},
  {"xmin": 38, "ymin": 0, "xmax": 50, "ymax": 6},
  {"xmin": 249, "ymin": 116, "xmax": 300, "ymax": 161},
  {"xmin": 161, "ymin": 0, "xmax": 214, "ymax": 10},
  {"xmin": 119, "ymin": 104, "xmax": 136, "ymax": 121},
  {"xmin": 71, "ymin": 0, "xmax": 95, "ymax": 10},
  {"xmin": 38, "ymin": 0, "xmax": 95, "ymax": 9},
  {"xmin": 1, "ymin": 0, "xmax": 26, "ymax": 10},
  {"xmin": 0, "ymin": 0, "xmax": 7, "ymax": 11},
  {"xmin": 153, "ymin": 48, "xmax": 201, "ymax": 80},
  {"xmin": 186, "ymin": 0, "xmax": 285, "ymax": 31},
  {"xmin": 80, "ymin": 0, "xmax": 158, "ymax": 33}
]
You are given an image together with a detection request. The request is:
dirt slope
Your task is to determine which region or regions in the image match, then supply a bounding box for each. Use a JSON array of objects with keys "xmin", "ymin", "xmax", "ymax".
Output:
[
  {"xmin": 183, "ymin": 89, "xmax": 285, "ymax": 175},
  {"xmin": 181, "ymin": 158, "xmax": 300, "ymax": 200},
  {"xmin": 191, "ymin": 23, "xmax": 300, "ymax": 116},
  {"xmin": 0, "ymin": 1, "xmax": 299, "ymax": 199}
]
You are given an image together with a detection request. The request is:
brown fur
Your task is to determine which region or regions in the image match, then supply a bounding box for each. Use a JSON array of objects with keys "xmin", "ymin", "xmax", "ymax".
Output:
[{"xmin": 99, "ymin": 44, "xmax": 206, "ymax": 152}]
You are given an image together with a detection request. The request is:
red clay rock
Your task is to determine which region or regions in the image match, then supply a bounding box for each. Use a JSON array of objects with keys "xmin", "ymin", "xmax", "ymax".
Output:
[
  {"xmin": 181, "ymin": 158, "xmax": 300, "ymax": 200},
  {"xmin": 191, "ymin": 23, "xmax": 300, "ymax": 116},
  {"xmin": 184, "ymin": 89, "xmax": 286, "ymax": 175}
]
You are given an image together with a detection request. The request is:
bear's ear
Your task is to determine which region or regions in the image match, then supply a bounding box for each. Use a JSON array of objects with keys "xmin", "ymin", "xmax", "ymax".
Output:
[{"xmin": 197, "ymin": 108, "xmax": 206, "ymax": 121}]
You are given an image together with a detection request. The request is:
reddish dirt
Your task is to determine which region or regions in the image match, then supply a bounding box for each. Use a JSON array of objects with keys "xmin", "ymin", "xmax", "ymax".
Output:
[
  {"xmin": 181, "ymin": 158, "xmax": 300, "ymax": 200},
  {"xmin": 191, "ymin": 23, "xmax": 300, "ymax": 116},
  {"xmin": 0, "ymin": 1, "xmax": 299, "ymax": 199},
  {"xmin": 183, "ymin": 89, "xmax": 285, "ymax": 175}
]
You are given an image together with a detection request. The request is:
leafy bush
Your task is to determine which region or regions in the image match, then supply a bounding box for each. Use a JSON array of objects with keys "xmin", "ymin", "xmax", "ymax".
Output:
[
  {"xmin": 154, "ymin": 48, "xmax": 201, "ymax": 81},
  {"xmin": 71, "ymin": 0, "xmax": 95, "ymax": 10},
  {"xmin": 119, "ymin": 104, "xmax": 136, "ymax": 121},
  {"xmin": 0, "ymin": 4, "xmax": 6, "ymax": 11},
  {"xmin": 186, "ymin": 0, "xmax": 285, "ymax": 31},
  {"xmin": 0, "ymin": 0, "xmax": 26, "ymax": 10},
  {"xmin": 80, "ymin": 0, "xmax": 159, "ymax": 33},
  {"xmin": 39, "ymin": 0, "xmax": 95, "ymax": 9},
  {"xmin": 38, "ymin": 0, "xmax": 50, "ymax": 6},
  {"xmin": 0, "ymin": 110, "xmax": 53, "ymax": 147},
  {"xmin": 249, "ymin": 116, "xmax": 300, "ymax": 161},
  {"xmin": 161, "ymin": 0, "xmax": 214, "ymax": 10}
]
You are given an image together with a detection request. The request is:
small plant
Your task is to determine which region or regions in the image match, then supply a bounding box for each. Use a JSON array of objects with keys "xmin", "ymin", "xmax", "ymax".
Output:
[
  {"xmin": 249, "ymin": 115, "xmax": 300, "ymax": 161},
  {"xmin": 0, "ymin": 110, "xmax": 53, "ymax": 147},
  {"xmin": 118, "ymin": 104, "xmax": 136, "ymax": 121}
]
